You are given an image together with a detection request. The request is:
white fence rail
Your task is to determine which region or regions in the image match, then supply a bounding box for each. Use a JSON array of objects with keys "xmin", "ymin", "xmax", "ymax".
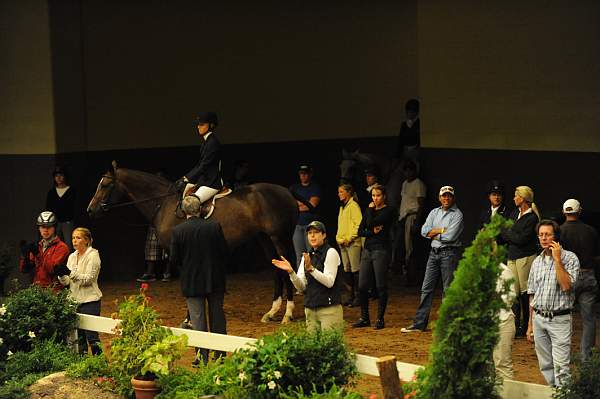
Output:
[{"xmin": 78, "ymin": 313, "xmax": 553, "ymax": 398}]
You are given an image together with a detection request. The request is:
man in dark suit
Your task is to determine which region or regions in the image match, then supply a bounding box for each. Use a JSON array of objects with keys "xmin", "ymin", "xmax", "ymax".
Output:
[
  {"xmin": 175, "ymin": 112, "xmax": 223, "ymax": 203},
  {"xmin": 170, "ymin": 195, "xmax": 229, "ymax": 365}
]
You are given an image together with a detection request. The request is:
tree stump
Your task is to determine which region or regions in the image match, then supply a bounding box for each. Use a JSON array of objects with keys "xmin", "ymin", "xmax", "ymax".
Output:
[{"xmin": 376, "ymin": 355, "xmax": 404, "ymax": 399}]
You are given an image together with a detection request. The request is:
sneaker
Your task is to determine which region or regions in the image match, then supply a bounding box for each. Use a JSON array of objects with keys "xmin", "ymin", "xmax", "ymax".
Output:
[
  {"xmin": 180, "ymin": 318, "xmax": 193, "ymax": 329},
  {"xmin": 161, "ymin": 273, "xmax": 171, "ymax": 282},
  {"xmin": 374, "ymin": 319, "xmax": 385, "ymax": 330},
  {"xmin": 136, "ymin": 274, "xmax": 156, "ymax": 282},
  {"xmin": 400, "ymin": 324, "xmax": 423, "ymax": 333}
]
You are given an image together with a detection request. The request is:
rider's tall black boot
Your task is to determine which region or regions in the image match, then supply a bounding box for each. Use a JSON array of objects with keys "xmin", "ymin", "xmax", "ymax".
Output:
[
  {"xmin": 375, "ymin": 287, "xmax": 388, "ymax": 330},
  {"xmin": 352, "ymin": 290, "xmax": 370, "ymax": 328}
]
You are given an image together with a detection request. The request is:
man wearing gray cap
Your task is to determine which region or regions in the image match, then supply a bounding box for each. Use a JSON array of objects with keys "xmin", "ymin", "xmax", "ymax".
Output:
[
  {"xmin": 560, "ymin": 199, "xmax": 599, "ymax": 361},
  {"xmin": 402, "ymin": 185, "xmax": 464, "ymax": 332}
]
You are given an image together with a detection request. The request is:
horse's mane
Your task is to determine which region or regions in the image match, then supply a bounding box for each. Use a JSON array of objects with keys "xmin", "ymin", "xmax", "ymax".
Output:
[{"xmin": 118, "ymin": 168, "xmax": 172, "ymax": 190}]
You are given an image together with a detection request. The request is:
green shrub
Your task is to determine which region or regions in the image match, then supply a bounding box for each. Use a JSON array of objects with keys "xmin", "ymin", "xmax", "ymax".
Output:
[
  {"xmin": 2, "ymin": 340, "xmax": 78, "ymax": 381},
  {"xmin": 66, "ymin": 353, "xmax": 110, "ymax": 379},
  {"xmin": 0, "ymin": 340, "xmax": 80, "ymax": 399},
  {"xmin": 553, "ymin": 349, "xmax": 600, "ymax": 399},
  {"xmin": 414, "ymin": 215, "xmax": 513, "ymax": 399},
  {"xmin": 157, "ymin": 326, "xmax": 357, "ymax": 399},
  {"xmin": 0, "ymin": 285, "xmax": 78, "ymax": 361},
  {"xmin": 234, "ymin": 326, "xmax": 357, "ymax": 398},
  {"xmin": 280, "ymin": 385, "xmax": 363, "ymax": 398}
]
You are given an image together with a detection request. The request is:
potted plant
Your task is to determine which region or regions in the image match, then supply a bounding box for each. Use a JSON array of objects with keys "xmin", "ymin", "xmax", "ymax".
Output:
[{"xmin": 109, "ymin": 283, "xmax": 187, "ymax": 398}]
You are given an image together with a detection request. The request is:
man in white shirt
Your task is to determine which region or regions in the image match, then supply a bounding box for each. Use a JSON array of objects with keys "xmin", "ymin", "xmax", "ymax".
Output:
[
  {"xmin": 494, "ymin": 262, "xmax": 517, "ymax": 380},
  {"xmin": 393, "ymin": 160, "xmax": 426, "ymax": 280}
]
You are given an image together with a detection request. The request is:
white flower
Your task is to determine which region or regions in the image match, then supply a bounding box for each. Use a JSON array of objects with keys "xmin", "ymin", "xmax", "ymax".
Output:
[
  {"xmin": 0, "ymin": 337, "xmax": 3, "ymax": 344},
  {"xmin": 7, "ymin": 350, "xmax": 13, "ymax": 357},
  {"xmin": 214, "ymin": 376, "xmax": 221, "ymax": 385},
  {"xmin": 238, "ymin": 371, "xmax": 246, "ymax": 382},
  {"xmin": 28, "ymin": 331, "xmax": 36, "ymax": 339},
  {"xmin": 0, "ymin": 305, "xmax": 6, "ymax": 316},
  {"xmin": 274, "ymin": 371, "xmax": 282, "ymax": 379},
  {"xmin": 267, "ymin": 380, "xmax": 276, "ymax": 390}
]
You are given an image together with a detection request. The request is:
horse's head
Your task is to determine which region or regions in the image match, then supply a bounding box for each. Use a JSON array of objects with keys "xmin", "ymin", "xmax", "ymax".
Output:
[{"xmin": 87, "ymin": 161, "xmax": 122, "ymax": 219}]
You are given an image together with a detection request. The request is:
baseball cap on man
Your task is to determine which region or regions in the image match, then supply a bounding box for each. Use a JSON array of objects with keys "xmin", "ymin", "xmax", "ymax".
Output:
[
  {"xmin": 298, "ymin": 164, "xmax": 312, "ymax": 173},
  {"xmin": 563, "ymin": 199, "xmax": 581, "ymax": 214},
  {"xmin": 306, "ymin": 220, "xmax": 326, "ymax": 234},
  {"xmin": 439, "ymin": 185, "xmax": 455, "ymax": 196}
]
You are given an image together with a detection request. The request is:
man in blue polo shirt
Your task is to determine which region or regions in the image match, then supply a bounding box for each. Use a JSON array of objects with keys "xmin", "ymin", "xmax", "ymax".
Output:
[{"xmin": 401, "ymin": 185, "xmax": 464, "ymax": 332}]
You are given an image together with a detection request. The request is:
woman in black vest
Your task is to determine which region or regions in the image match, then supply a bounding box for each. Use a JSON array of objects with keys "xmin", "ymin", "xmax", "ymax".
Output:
[{"xmin": 272, "ymin": 221, "xmax": 343, "ymax": 331}]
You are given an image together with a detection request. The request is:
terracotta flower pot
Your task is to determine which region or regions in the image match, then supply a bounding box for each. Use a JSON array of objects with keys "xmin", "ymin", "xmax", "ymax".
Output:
[{"xmin": 131, "ymin": 376, "xmax": 161, "ymax": 399}]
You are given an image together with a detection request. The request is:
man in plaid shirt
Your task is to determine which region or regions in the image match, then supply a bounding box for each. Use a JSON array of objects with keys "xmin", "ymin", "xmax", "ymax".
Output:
[{"xmin": 526, "ymin": 219, "xmax": 579, "ymax": 387}]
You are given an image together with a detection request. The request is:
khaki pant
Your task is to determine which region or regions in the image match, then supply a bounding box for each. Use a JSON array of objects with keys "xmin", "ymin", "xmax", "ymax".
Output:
[
  {"xmin": 494, "ymin": 314, "xmax": 516, "ymax": 380},
  {"xmin": 507, "ymin": 254, "xmax": 536, "ymax": 294},
  {"xmin": 340, "ymin": 244, "xmax": 361, "ymax": 273},
  {"xmin": 304, "ymin": 304, "xmax": 344, "ymax": 332}
]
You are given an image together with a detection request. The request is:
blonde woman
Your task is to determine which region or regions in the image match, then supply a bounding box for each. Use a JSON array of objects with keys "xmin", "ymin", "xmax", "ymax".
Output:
[
  {"xmin": 500, "ymin": 186, "xmax": 540, "ymax": 337},
  {"xmin": 56, "ymin": 227, "xmax": 103, "ymax": 355},
  {"xmin": 336, "ymin": 183, "xmax": 362, "ymax": 307}
]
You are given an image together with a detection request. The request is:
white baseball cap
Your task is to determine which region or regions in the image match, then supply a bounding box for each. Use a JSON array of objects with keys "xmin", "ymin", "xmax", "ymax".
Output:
[
  {"xmin": 439, "ymin": 185, "xmax": 455, "ymax": 196},
  {"xmin": 563, "ymin": 199, "xmax": 581, "ymax": 214}
]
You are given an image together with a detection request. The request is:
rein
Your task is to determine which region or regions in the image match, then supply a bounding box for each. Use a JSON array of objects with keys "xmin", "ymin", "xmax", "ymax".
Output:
[
  {"xmin": 100, "ymin": 192, "xmax": 176, "ymax": 211},
  {"xmin": 98, "ymin": 174, "xmax": 178, "ymax": 212}
]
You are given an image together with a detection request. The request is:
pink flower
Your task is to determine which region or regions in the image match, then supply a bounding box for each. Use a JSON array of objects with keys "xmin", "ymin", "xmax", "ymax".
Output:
[{"xmin": 141, "ymin": 283, "xmax": 149, "ymax": 291}]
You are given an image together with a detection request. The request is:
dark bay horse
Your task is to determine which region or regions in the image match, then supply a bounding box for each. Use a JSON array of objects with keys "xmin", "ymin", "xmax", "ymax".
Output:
[{"xmin": 87, "ymin": 162, "xmax": 298, "ymax": 323}]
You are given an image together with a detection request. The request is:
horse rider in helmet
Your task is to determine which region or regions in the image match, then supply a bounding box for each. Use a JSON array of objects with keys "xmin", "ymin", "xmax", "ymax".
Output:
[
  {"xmin": 19, "ymin": 211, "xmax": 70, "ymax": 290},
  {"xmin": 175, "ymin": 112, "xmax": 224, "ymax": 204}
]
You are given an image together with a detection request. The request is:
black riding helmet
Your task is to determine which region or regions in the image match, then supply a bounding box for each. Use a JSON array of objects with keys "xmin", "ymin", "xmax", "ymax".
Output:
[
  {"xmin": 486, "ymin": 180, "xmax": 505, "ymax": 197},
  {"xmin": 194, "ymin": 112, "xmax": 218, "ymax": 128},
  {"xmin": 37, "ymin": 211, "xmax": 57, "ymax": 227}
]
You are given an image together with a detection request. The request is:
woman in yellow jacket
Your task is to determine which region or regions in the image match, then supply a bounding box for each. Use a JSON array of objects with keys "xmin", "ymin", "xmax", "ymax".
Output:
[{"xmin": 336, "ymin": 183, "xmax": 363, "ymax": 307}]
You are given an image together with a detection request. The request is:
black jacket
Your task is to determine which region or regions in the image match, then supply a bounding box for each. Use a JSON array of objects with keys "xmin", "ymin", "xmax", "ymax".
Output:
[
  {"xmin": 478, "ymin": 203, "xmax": 510, "ymax": 230},
  {"xmin": 46, "ymin": 186, "xmax": 76, "ymax": 222},
  {"xmin": 358, "ymin": 205, "xmax": 397, "ymax": 250},
  {"xmin": 561, "ymin": 220, "xmax": 600, "ymax": 270},
  {"xmin": 185, "ymin": 133, "xmax": 223, "ymax": 189},
  {"xmin": 170, "ymin": 217, "xmax": 228, "ymax": 297},
  {"xmin": 500, "ymin": 210, "xmax": 539, "ymax": 260}
]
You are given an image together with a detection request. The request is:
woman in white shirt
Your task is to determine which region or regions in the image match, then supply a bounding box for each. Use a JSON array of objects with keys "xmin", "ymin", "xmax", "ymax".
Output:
[
  {"xmin": 57, "ymin": 227, "xmax": 103, "ymax": 355},
  {"xmin": 272, "ymin": 221, "xmax": 343, "ymax": 331}
]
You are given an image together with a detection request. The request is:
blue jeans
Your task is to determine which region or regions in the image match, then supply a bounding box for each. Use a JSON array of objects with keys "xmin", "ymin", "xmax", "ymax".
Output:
[
  {"xmin": 533, "ymin": 313, "xmax": 572, "ymax": 387},
  {"xmin": 292, "ymin": 225, "xmax": 309, "ymax": 268},
  {"xmin": 413, "ymin": 247, "xmax": 459, "ymax": 329},
  {"xmin": 574, "ymin": 269, "xmax": 598, "ymax": 361}
]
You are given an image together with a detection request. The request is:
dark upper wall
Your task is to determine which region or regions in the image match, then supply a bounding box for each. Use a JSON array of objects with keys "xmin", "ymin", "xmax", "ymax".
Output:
[
  {"xmin": 75, "ymin": 0, "xmax": 419, "ymax": 150},
  {"xmin": 418, "ymin": 1, "xmax": 600, "ymax": 152}
]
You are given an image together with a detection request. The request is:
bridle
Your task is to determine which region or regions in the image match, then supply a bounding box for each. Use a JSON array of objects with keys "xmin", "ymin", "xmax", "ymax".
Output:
[{"xmin": 96, "ymin": 174, "xmax": 178, "ymax": 212}]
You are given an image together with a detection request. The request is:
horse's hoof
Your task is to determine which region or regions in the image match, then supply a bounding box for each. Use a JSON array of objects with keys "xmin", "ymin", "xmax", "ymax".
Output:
[
  {"xmin": 261, "ymin": 313, "xmax": 273, "ymax": 323},
  {"xmin": 282, "ymin": 315, "xmax": 293, "ymax": 324}
]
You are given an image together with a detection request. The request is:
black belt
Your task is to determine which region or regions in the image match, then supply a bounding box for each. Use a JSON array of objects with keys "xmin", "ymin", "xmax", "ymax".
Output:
[
  {"xmin": 533, "ymin": 308, "xmax": 571, "ymax": 320},
  {"xmin": 431, "ymin": 246, "xmax": 458, "ymax": 254}
]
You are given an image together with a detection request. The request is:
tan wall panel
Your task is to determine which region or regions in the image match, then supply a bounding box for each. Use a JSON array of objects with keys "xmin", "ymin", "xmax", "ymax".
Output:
[
  {"xmin": 81, "ymin": 1, "xmax": 417, "ymax": 150},
  {"xmin": 418, "ymin": 1, "xmax": 600, "ymax": 152},
  {"xmin": 0, "ymin": 0, "xmax": 56, "ymax": 154}
]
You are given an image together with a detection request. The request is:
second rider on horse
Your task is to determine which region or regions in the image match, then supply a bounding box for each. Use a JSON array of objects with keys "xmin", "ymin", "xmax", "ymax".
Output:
[{"xmin": 175, "ymin": 112, "xmax": 223, "ymax": 204}]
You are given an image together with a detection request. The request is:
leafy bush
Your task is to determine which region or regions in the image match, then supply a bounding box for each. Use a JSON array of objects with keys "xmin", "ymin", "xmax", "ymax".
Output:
[
  {"xmin": 0, "ymin": 285, "xmax": 78, "ymax": 361},
  {"xmin": 0, "ymin": 340, "xmax": 79, "ymax": 399},
  {"xmin": 157, "ymin": 326, "xmax": 357, "ymax": 399},
  {"xmin": 553, "ymin": 349, "xmax": 600, "ymax": 399},
  {"xmin": 66, "ymin": 353, "xmax": 110, "ymax": 379},
  {"xmin": 235, "ymin": 327, "xmax": 357, "ymax": 398},
  {"xmin": 280, "ymin": 385, "xmax": 363, "ymax": 398},
  {"xmin": 413, "ymin": 215, "xmax": 513, "ymax": 399}
]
